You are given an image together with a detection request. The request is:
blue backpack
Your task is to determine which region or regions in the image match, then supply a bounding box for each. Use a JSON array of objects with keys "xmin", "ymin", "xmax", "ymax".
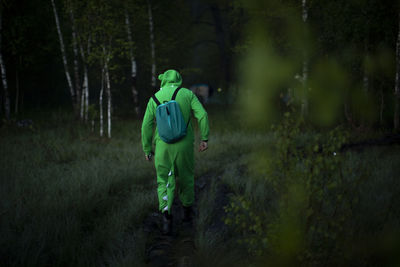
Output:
[{"xmin": 152, "ymin": 87, "xmax": 189, "ymax": 144}]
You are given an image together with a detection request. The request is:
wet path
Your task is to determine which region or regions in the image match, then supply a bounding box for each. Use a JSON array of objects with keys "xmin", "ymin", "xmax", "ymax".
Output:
[
  {"xmin": 143, "ymin": 176, "xmax": 206, "ymax": 267},
  {"xmin": 143, "ymin": 173, "xmax": 229, "ymax": 267},
  {"xmin": 143, "ymin": 210, "xmax": 196, "ymax": 267}
]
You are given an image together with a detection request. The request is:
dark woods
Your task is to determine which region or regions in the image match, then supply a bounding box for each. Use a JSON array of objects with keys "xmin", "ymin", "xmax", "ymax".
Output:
[{"xmin": 0, "ymin": 0, "xmax": 399, "ymax": 132}]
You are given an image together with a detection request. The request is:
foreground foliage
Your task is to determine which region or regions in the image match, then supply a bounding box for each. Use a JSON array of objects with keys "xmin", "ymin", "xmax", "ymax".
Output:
[{"xmin": 224, "ymin": 111, "xmax": 400, "ymax": 266}]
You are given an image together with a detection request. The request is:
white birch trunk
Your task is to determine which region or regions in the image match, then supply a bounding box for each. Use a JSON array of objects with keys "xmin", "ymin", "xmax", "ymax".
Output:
[
  {"xmin": 84, "ymin": 67, "xmax": 89, "ymax": 122},
  {"xmin": 105, "ymin": 61, "xmax": 112, "ymax": 139},
  {"xmin": 147, "ymin": 0, "xmax": 156, "ymax": 88},
  {"xmin": 125, "ymin": 11, "xmax": 140, "ymax": 116},
  {"xmin": 85, "ymin": 39, "xmax": 91, "ymax": 122},
  {"xmin": 51, "ymin": 0, "xmax": 75, "ymax": 110},
  {"xmin": 79, "ymin": 38, "xmax": 90, "ymax": 123},
  {"xmin": 395, "ymin": 12, "xmax": 400, "ymax": 131},
  {"xmin": 99, "ymin": 67, "xmax": 104, "ymax": 137},
  {"xmin": 101, "ymin": 45, "xmax": 112, "ymax": 138},
  {"xmin": 301, "ymin": 0, "xmax": 308, "ymax": 117},
  {"xmin": 80, "ymin": 83, "xmax": 85, "ymax": 119},
  {"xmin": 69, "ymin": 7, "xmax": 81, "ymax": 118},
  {"xmin": 0, "ymin": 10, "xmax": 10, "ymax": 120},
  {"xmin": 0, "ymin": 50, "xmax": 9, "ymax": 120}
]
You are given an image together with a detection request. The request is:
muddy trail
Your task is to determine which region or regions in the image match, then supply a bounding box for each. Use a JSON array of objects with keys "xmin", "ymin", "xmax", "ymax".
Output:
[{"xmin": 142, "ymin": 173, "xmax": 231, "ymax": 267}]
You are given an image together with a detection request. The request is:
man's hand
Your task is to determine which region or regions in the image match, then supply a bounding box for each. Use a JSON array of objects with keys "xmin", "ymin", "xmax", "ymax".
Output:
[
  {"xmin": 145, "ymin": 153, "xmax": 153, "ymax": 161},
  {"xmin": 199, "ymin": 141, "xmax": 208, "ymax": 152}
]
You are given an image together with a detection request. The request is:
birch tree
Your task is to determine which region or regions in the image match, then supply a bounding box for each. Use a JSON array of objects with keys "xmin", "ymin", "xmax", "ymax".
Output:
[
  {"xmin": 88, "ymin": 0, "xmax": 125, "ymax": 138},
  {"xmin": 394, "ymin": 12, "xmax": 400, "ymax": 131},
  {"xmin": 99, "ymin": 65, "xmax": 104, "ymax": 137},
  {"xmin": 51, "ymin": 0, "xmax": 77, "ymax": 114},
  {"xmin": 0, "ymin": 6, "xmax": 10, "ymax": 120},
  {"xmin": 71, "ymin": 0, "xmax": 94, "ymax": 123},
  {"xmin": 147, "ymin": 0, "xmax": 156, "ymax": 89},
  {"xmin": 104, "ymin": 50, "xmax": 112, "ymax": 138},
  {"xmin": 80, "ymin": 41, "xmax": 89, "ymax": 122},
  {"xmin": 68, "ymin": 3, "xmax": 82, "ymax": 119},
  {"xmin": 97, "ymin": 44, "xmax": 112, "ymax": 138},
  {"xmin": 125, "ymin": 11, "xmax": 140, "ymax": 116}
]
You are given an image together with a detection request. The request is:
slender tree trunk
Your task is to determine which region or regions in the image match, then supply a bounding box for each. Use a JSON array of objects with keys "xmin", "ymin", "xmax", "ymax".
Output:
[
  {"xmin": 79, "ymin": 47, "xmax": 86, "ymax": 121},
  {"xmin": 99, "ymin": 66, "xmax": 104, "ymax": 137},
  {"xmin": 85, "ymin": 39, "xmax": 91, "ymax": 122},
  {"xmin": 0, "ymin": 54, "xmax": 9, "ymax": 120},
  {"xmin": 147, "ymin": 0, "xmax": 156, "ymax": 89},
  {"xmin": 101, "ymin": 45, "xmax": 112, "ymax": 138},
  {"xmin": 15, "ymin": 69, "xmax": 19, "ymax": 114},
  {"xmin": 0, "ymin": 9, "xmax": 10, "ymax": 120},
  {"xmin": 80, "ymin": 83, "xmax": 85, "ymax": 119},
  {"xmin": 394, "ymin": 12, "xmax": 400, "ymax": 131},
  {"xmin": 301, "ymin": 0, "xmax": 308, "ymax": 117},
  {"xmin": 125, "ymin": 11, "xmax": 140, "ymax": 116},
  {"xmin": 84, "ymin": 66, "xmax": 89, "ymax": 122},
  {"xmin": 51, "ymin": 0, "xmax": 76, "ymax": 113},
  {"xmin": 105, "ymin": 59, "xmax": 112, "ymax": 138},
  {"xmin": 69, "ymin": 7, "xmax": 81, "ymax": 118},
  {"xmin": 79, "ymin": 38, "xmax": 90, "ymax": 123}
]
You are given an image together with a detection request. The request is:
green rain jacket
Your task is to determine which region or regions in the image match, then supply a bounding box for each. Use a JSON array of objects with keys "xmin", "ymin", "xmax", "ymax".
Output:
[{"xmin": 141, "ymin": 69, "xmax": 209, "ymax": 154}]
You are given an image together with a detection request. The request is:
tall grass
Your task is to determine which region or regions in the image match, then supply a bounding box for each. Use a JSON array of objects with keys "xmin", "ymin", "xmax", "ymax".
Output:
[
  {"xmin": 1, "ymin": 107, "xmax": 399, "ymax": 266},
  {"xmin": 0, "ymin": 112, "xmax": 156, "ymax": 266}
]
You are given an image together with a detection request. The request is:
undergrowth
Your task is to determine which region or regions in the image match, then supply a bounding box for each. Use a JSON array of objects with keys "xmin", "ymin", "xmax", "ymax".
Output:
[
  {"xmin": 223, "ymin": 110, "xmax": 400, "ymax": 266},
  {"xmin": 1, "ymin": 106, "xmax": 399, "ymax": 266}
]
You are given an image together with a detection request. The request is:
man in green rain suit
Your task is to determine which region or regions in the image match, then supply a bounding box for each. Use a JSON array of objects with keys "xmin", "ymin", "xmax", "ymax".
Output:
[{"xmin": 141, "ymin": 69, "xmax": 209, "ymax": 234}]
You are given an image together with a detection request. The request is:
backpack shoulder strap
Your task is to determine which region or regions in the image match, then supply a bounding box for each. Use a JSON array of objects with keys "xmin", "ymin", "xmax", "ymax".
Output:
[
  {"xmin": 171, "ymin": 87, "xmax": 181, "ymax": 101},
  {"xmin": 152, "ymin": 95, "xmax": 161, "ymax": 106}
]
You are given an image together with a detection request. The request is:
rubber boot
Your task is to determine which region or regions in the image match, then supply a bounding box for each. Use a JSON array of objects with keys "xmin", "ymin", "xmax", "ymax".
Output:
[
  {"xmin": 162, "ymin": 212, "xmax": 172, "ymax": 235},
  {"xmin": 183, "ymin": 206, "xmax": 193, "ymax": 223}
]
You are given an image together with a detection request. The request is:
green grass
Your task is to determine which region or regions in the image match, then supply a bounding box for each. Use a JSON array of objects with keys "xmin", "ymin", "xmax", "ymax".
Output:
[
  {"xmin": 0, "ymin": 114, "xmax": 156, "ymax": 266},
  {"xmin": 1, "ymin": 106, "xmax": 400, "ymax": 266}
]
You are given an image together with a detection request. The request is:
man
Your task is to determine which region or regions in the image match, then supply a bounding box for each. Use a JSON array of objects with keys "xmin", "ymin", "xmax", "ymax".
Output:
[{"xmin": 141, "ymin": 69, "xmax": 209, "ymax": 234}]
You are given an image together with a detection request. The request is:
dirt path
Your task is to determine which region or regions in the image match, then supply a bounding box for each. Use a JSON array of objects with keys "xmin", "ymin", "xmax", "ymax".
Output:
[
  {"xmin": 143, "ymin": 205, "xmax": 196, "ymax": 267},
  {"xmin": 143, "ymin": 173, "xmax": 229, "ymax": 267}
]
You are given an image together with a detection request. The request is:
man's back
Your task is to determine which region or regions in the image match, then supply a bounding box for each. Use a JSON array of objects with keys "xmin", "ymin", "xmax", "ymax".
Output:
[
  {"xmin": 142, "ymin": 71, "xmax": 209, "ymax": 155},
  {"xmin": 140, "ymin": 69, "xmax": 209, "ymax": 235}
]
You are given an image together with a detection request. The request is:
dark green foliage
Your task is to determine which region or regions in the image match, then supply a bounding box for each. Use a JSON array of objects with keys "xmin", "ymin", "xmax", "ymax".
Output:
[{"xmin": 223, "ymin": 109, "xmax": 400, "ymax": 266}]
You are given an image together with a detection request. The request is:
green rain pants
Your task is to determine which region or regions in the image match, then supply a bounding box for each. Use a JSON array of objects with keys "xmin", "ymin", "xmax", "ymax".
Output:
[{"xmin": 154, "ymin": 136, "xmax": 194, "ymax": 214}]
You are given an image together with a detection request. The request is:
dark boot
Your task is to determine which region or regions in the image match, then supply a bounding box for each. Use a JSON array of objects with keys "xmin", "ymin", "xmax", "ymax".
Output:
[
  {"xmin": 162, "ymin": 212, "xmax": 172, "ymax": 235},
  {"xmin": 183, "ymin": 206, "xmax": 193, "ymax": 223}
]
